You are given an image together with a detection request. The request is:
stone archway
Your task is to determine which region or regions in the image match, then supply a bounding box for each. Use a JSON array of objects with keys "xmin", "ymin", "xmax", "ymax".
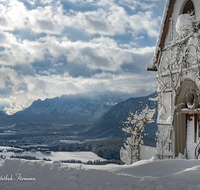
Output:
[{"xmin": 174, "ymin": 79, "xmax": 199, "ymax": 158}]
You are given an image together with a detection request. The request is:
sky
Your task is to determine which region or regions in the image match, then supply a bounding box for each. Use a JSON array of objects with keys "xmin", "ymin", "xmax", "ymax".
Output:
[{"xmin": 0, "ymin": 0, "xmax": 166, "ymax": 115}]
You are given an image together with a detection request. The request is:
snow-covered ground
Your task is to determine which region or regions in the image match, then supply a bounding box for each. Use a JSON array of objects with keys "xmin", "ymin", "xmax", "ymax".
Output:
[
  {"xmin": 0, "ymin": 145, "xmax": 156, "ymax": 162},
  {"xmin": 0, "ymin": 157, "xmax": 200, "ymax": 190},
  {"xmin": 0, "ymin": 150, "xmax": 106, "ymax": 162}
]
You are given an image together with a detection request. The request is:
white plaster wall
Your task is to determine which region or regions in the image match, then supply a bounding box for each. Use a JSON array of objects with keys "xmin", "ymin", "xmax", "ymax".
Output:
[
  {"xmin": 156, "ymin": 124, "xmax": 173, "ymax": 156},
  {"xmin": 193, "ymin": 0, "xmax": 200, "ymax": 18},
  {"xmin": 159, "ymin": 49, "xmax": 170, "ymax": 73},
  {"xmin": 157, "ymin": 92, "xmax": 172, "ymax": 125}
]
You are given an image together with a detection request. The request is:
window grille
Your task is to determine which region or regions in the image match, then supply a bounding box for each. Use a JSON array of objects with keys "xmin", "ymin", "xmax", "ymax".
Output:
[{"xmin": 182, "ymin": 0, "xmax": 195, "ymax": 15}]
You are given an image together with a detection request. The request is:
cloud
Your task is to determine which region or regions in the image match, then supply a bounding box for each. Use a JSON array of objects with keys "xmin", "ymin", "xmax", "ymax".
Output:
[
  {"xmin": 0, "ymin": 1, "xmax": 64, "ymax": 34},
  {"xmin": 0, "ymin": 29, "xmax": 154, "ymax": 74},
  {"xmin": 0, "ymin": 30, "xmax": 155, "ymax": 73},
  {"xmin": 0, "ymin": 31, "xmax": 156, "ymax": 114},
  {"xmin": 0, "ymin": 0, "xmax": 163, "ymax": 114},
  {"xmin": 62, "ymin": 3, "xmax": 161, "ymax": 37},
  {"xmin": 2, "ymin": 70, "xmax": 157, "ymax": 115},
  {"xmin": 0, "ymin": 0, "xmax": 161, "ymax": 37}
]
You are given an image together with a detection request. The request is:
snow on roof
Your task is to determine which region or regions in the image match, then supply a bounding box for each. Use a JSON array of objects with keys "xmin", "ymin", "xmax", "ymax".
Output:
[
  {"xmin": 146, "ymin": 58, "xmax": 157, "ymax": 71},
  {"xmin": 146, "ymin": 0, "xmax": 171, "ymax": 71}
]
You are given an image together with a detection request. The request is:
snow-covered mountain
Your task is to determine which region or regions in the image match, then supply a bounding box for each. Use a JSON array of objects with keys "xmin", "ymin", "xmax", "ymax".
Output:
[{"xmin": 12, "ymin": 91, "xmax": 132, "ymax": 125}]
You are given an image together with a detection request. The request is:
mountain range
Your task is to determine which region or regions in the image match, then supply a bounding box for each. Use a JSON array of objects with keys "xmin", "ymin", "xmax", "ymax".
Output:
[
  {"xmin": 11, "ymin": 91, "xmax": 132, "ymax": 125},
  {"xmin": 0, "ymin": 91, "xmax": 157, "ymax": 141}
]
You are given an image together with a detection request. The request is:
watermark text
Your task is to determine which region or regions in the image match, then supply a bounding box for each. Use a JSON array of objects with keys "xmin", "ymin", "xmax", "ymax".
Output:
[{"xmin": 0, "ymin": 173, "xmax": 35, "ymax": 181}]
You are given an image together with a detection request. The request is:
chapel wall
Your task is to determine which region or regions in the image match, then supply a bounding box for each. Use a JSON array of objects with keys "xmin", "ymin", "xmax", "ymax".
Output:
[{"xmin": 155, "ymin": 0, "xmax": 200, "ymax": 159}]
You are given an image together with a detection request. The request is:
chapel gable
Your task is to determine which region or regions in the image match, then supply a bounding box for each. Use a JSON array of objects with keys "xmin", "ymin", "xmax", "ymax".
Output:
[{"xmin": 146, "ymin": 0, "xmax": 198, "ymax": 71}]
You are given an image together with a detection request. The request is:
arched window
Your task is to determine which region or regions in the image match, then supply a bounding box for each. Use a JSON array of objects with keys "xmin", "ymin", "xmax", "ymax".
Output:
[{"xmin": 182, "ymin": 0, "xmax": 195, "ymax": 15}]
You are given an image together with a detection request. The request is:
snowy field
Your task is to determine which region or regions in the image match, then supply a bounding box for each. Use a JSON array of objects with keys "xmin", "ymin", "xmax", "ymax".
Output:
[
  {"xmin": 0, "ymin": 145, "xmax": 156, "ymax": 162},
  {"xmin": 3, "ymin": 151, "xmax": 106, "ymax": 162},
  {"xmin": 0, "ymin": 158, "xmax": 200, "ymax": 190},
  {"xmin": 0, "ymin": 150, "xmax": 106, "ymax": 162}
]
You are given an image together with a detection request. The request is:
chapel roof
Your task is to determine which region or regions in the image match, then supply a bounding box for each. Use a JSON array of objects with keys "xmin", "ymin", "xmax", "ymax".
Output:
[{"xmin": 146, "ymin": 0, "xmax": 174, "ymax": 71}]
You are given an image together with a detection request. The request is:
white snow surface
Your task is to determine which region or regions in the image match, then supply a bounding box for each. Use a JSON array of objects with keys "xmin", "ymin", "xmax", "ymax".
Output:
[
  {"xmin": 0, "ymin": 150, "xmax": 106, "ymax": 162},
  {"xmin": 1, "ymin": 158, "xmax": 200, "ymax": 190}
]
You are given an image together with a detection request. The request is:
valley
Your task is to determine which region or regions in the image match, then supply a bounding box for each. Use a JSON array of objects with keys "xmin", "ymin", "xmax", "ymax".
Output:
[{"xmin": 0, "ymin": 91, "xmax": 157, "ymax": 161}]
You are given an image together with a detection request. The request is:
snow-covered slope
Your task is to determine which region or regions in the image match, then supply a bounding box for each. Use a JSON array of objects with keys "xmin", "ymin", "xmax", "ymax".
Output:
[
  {"xmin": 84, "ymin": 92, "xmax": 157, "ymax": 141},
  {"xmin": 12, "ymin": 91, "xmax": 132, "ymax": 125},
  {"xmin": 1, "ymin": 158, "xmax": 200, "ymax": 190}
]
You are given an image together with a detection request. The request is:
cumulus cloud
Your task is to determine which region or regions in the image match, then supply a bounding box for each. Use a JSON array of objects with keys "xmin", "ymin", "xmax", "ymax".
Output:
[
  {"xmin": 62, "ymin": 3, "xmax": 160, "ymax": 37},
  {"xmin": 0, "ymin": 1, "xmax": 64, "ymax": 34},
  {"xmin": 0, "ymin": 31, "xmax": 154, "ymax": 74},
  {"xmin": 0, "ymin": 0, "xmax": 161, "ymax": 37}
]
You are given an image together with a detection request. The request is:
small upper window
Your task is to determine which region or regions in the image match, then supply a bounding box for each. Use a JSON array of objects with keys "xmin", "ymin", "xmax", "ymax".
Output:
[{"xmin": 182, "ymin": 0, "xmax": 195, "ymax": 15}]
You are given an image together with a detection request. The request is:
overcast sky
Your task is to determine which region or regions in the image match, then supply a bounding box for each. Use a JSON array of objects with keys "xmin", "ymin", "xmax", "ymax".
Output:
[{"xmin": 0, "ymin": 0, "xmax": 165, "ymax": 114}]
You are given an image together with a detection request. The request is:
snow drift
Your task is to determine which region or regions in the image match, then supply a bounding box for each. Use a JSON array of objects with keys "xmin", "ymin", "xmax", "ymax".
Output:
[{"xmin": 0, "ymin": 158, "xmax": 200, "ymax": 190}]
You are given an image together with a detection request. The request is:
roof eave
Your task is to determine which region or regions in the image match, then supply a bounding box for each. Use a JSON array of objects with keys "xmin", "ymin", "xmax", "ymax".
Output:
[
  {"xmin": 147, "ymin": 68, "xmax": 158, "ymax": 72},
  {"xmin": 146, "ymin": 0, "xmax": 173, "ymax": 71}
]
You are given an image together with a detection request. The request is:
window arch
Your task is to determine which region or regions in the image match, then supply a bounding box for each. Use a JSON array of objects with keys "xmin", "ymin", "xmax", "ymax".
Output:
[{"xmin": 182, "ymin": 0, "xmax": 195, "ymax": 15}]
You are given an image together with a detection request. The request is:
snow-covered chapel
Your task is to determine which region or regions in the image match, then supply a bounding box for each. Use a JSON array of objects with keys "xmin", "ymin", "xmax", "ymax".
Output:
[{"xmin": 147, "ymin": 0, "xmax": 200, "ymax": 159}]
